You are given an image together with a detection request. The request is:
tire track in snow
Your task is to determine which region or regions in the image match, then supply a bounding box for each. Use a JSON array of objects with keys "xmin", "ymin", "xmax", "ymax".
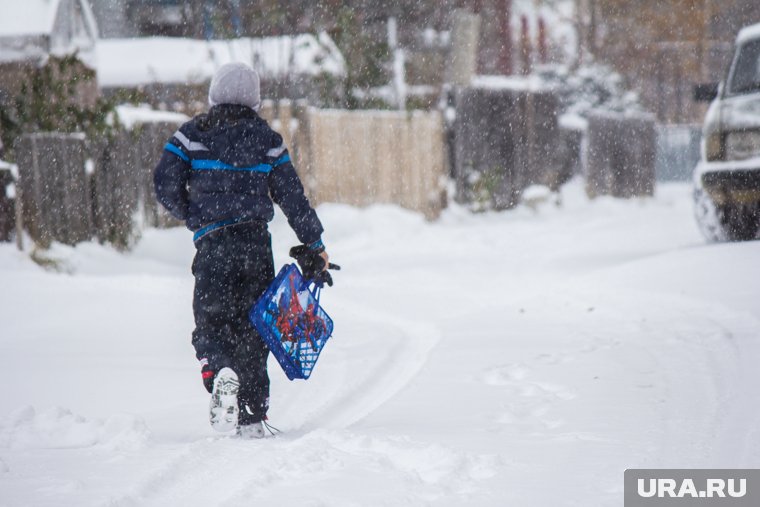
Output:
[
  {"xmin": 293, "ymin": 297, "xmax": 441, "ymax": 430},
  {"xmin": 103, "ymin": 430, "xmax": 497, "ymax": 507},
  {"xmin": 102, "ymin": 298, "xmax": 443, "ymax": 506}
]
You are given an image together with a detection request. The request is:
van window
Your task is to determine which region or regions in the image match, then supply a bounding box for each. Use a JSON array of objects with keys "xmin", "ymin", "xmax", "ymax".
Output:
[{"xmin": 729, "ymin": 39, "xmax": 760, "ymax": 95}]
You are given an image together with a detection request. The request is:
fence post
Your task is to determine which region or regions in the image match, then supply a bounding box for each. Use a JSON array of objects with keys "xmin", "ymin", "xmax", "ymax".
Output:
[
  {"xmin": 0, "ymin": 168, "xmax": 14, "ymax": 243},
  {"xmin": 14, "ymin": 172, "xmax": 23, "ymax": 251},
  {"xmin": 291, "ymin": 101, "xmax": 315, "ymax": 200}
]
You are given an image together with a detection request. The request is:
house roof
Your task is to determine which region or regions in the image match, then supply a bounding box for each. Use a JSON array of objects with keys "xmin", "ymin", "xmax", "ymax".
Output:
[
  {"xmin": 96, "ymin": 33, "xmax": 346, "ymax": 88},
  {"xmin": 0, "ymin": 0, "xmax": 62, "ymax": 37},
  {"xmin": 0, "ymin": 0, "xmax": 98, "ymax": 66}
]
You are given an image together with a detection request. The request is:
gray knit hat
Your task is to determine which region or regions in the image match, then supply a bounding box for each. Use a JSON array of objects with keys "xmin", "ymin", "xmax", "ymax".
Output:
[{"xmin": 208, "ymin": 62, "xmax": 261, "ymax": 111}]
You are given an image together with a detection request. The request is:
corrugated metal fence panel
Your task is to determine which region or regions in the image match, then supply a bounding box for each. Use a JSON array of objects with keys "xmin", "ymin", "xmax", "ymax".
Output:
[
  {"xmin": 453, "ymin": 87, "xmax": 561, "ymax": 209},
  {"xmin": 586, "ymin": 112, "xmax": 657, "ymax": 198},
  {"xmin": 655, "ymin": 124, "xmax": 701, "ymax": 182}
]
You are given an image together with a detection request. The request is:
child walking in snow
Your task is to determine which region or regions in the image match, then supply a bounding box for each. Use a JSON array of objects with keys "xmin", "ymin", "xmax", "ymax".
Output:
[{"xmin": 154, "ymin": 63, "xmax": 335, "ymax": 438}]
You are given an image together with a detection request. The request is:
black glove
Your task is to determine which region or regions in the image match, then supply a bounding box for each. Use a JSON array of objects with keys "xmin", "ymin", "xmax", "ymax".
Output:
[
  {"xmin": 201, "ymin": 362, "xmax": 214, "ymax": 393},
  {"xmin": 289, "ymin": 245, "xmax": 340, "ymax": 287}
]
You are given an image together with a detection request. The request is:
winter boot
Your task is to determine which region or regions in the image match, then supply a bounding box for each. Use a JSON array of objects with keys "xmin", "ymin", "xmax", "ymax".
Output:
[
  {"xmin": 209, "ymin": 367, "xmax": 239, "ymax": 432},
  {"xmin": 236, "ymin": 421, "xmax": 266, "ymax": 439}
]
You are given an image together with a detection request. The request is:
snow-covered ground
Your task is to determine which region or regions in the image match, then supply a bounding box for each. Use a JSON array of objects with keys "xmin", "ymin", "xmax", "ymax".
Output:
[{"xmin": 1, "ymin": 181, "xmax": 758, "ymax": 506}]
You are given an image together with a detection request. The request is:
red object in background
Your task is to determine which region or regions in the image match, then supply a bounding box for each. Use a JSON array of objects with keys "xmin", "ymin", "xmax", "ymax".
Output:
[
  {"xmin": 498, "ymin": 0, "xmax": 513, "ymax": 75},
  {"xmin": 520, "ymin": 14, "xmax": 532, "ymax": 75},
  {"xmin": 538, "ymin": 16, "xmax": 547, "ymax": 65}
]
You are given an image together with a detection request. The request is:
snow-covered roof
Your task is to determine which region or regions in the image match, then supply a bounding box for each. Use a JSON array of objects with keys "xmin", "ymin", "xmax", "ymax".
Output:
[
  {"xmin": 96, "ymin": 33, "xmax": 346, "ymax": 89},
  {"xmin": 0, "ymin": 0, "xmax": 61, "ymax": 37},
  {"xmin": 737, "ymin": 22, "xmax": 760, "ymax": 45},
  {"xmin": 0, "ymin": 0, "xmax": 98, "ymax": 66}
]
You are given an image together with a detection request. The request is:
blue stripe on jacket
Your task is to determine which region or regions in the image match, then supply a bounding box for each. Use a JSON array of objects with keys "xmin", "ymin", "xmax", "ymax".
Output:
[
  {"xmin": 163, "ymin": 145, "xmax": 290, "ymax": 173},
  {"xmin": 191, "ymin": 159, "xmax": 273, "ymax": 173},
  {"xmin": 193, "ymin": 217, "xmax": 248, "ymax": 242},
  {"xmin": 164, "ymin": 143, "xmax": 189, "ymax": 162}
]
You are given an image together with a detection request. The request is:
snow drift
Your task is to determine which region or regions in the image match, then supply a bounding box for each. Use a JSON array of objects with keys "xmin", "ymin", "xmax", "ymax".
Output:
[{"xmin": 0, "ymin": 181, "xmax": 758, "ymax": 506}]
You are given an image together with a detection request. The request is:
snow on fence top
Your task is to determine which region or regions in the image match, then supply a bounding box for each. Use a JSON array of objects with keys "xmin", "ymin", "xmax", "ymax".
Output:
[
  {"xmin": 737, "ymin": 22, "xmax": 760, "ymax": 45},
  {"xmin": 113, "ymin": 105, "xmax": 189, "ymax": 131},
  {"xmin": 471, "ymin": 74, "xmax": 551, "ymax": 93},
  {"xmin": 0, "ymin": 159, "xmax": 18, "ymax": 179},
  {"xmin": 96, "ymin": 33, "xmax": 346, "ymax": 89}
]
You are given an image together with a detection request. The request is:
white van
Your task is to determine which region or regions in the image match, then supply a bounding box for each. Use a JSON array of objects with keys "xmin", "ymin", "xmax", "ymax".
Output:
[{"xmin": 694, "ymin": 22, "xmax": 760, "ymax": 241}]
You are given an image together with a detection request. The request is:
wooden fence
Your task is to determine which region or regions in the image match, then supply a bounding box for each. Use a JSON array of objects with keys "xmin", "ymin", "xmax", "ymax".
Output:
[
  {"xmin": 7, "ymin": 102, "xmax": 664, "ymax": 249},
  {"xmin": 10, "ymin": 103, "xmax": 447, "ymax": 248},
  {"xmin": 14, "ymin": 121, "xmax": 181, "ymax": 249},
  {"xmin": 260, "ymin": 103, "xmax": 447, "ymax": 218},
  {"xmin": 91, "ymin": 121, "xmax": 180, "ymax": 247},
  {"xmin": 15, "ymin": 133, "xmax": 92, "ymax": 247},
  {"xmin": 297, "ymin": 108, "xmax": 446, "ymax": 219},
  {"xmin": 586, "ymin": 111, "xmax": 656, "ymax": 198}
]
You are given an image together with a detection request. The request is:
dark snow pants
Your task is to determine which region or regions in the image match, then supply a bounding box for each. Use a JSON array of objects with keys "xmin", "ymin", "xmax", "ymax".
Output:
[{"xmin": 191, "ymin": 221, "xmax": 275, "ymax": 424}]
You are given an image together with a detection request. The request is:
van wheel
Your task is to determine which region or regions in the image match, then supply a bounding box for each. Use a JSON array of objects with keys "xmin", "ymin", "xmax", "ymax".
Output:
[
  {"xmin": 693, "ymin": 187, "xmax": 727, "ymax": 242},
  {"xmin": 694, "ymin": 187, "xmax": 760, "ymax": 242},
  {"xmin": 722, "ymin": 202, "xmax": 760, "ymax": 241}
]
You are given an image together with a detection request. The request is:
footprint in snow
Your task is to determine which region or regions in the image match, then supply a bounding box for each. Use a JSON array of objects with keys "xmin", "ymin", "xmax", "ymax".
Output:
[{"xmin": 482, "ymin": 364, "xmax": 577, "ymax": 432}]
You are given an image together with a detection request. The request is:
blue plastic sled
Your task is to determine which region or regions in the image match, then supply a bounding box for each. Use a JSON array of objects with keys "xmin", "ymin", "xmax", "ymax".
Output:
[{"xmin": 249, "ymin": 264, "xmax": 334, "ymax": 380}]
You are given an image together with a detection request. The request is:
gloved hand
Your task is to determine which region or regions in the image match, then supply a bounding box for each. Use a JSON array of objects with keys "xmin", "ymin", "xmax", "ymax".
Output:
[
  {"xmin": 289, "ymin": 244, "xmax": 340, "ymax": 286},
  {"xmin": 201, "ymin": 361, "xmax": 214, "ymax": 393}
]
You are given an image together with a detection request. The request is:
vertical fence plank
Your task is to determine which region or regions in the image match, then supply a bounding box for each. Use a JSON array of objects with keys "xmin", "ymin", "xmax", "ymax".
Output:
[{"xmin": 0, "ymin": 169, "xmax": 14, "ymax": 242}]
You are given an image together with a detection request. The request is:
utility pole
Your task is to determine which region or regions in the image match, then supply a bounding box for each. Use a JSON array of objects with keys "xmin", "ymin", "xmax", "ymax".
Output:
[
  {"xmin": 388, "ymin": 17, "xmax": 407, "ymax": 110},
  {"xmin": 520, "ymin": 14, "xmax": 531, "ymax": 75},
  {"xmin": 446, "ymin": 9, "xmax": 481, "ymax": 87},
  {"xmin": 699, "ymin": 0, "xmax": 711, "ymax": 81}
]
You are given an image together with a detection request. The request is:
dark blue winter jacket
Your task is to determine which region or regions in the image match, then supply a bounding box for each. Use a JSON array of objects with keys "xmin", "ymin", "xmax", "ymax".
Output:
[{"xmin": 154, "ymin": 104, "xmax": 323, "ymax": 246}]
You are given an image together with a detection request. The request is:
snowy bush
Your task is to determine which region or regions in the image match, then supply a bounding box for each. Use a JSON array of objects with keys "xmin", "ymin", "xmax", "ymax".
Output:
[{"xmin": 534, "ymin": 63, "xmax": 645, "ymax": 119}]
